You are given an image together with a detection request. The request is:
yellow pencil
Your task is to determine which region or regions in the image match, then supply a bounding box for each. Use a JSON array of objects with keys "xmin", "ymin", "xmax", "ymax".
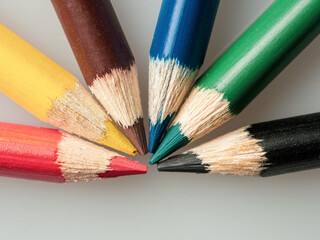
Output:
[{"xmin": 0, "ymin": 23, "xmax": 137, "ymax": 156}]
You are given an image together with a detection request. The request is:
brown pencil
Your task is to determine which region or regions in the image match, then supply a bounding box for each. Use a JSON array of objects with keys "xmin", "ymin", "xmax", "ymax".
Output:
[{"xmin": 51, "ymin": 0, "xmax": 147, "ymax": 155}]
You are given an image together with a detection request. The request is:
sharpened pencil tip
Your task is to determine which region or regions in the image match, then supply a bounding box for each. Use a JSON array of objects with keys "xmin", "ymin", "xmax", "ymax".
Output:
[
  {"xmin": 149, "ymin": 115, "xmax": 174, "ymax": 153},
  {"xmin": 99, "ymin": 156, "xmax": 147, "ymax": 178},
  {"xmin": 119, "ymin": 118, "xmax": 148, "ymax": 155},
  {"xmin": 99, "ymin": 120, "xmax": 138, "ymax": 156},
  {"xmin": 157, "ymin": 153, "xmax": 209, "ymax": 173},
  {"xmin": 149, "ymin": 124, "xmax": 190, "ymax": 164}
]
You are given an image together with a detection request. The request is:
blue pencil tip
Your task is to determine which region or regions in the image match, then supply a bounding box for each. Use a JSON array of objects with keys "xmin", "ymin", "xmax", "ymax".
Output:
[
  {"xmin": 148, "ymin": 134, "xmax": 160, "ymax": 153},
  {"xmin": 149, "ymin": 124, "xmax": 190, "ymax": 164},
  {"xmin": 148, "ymin": 115, "xmax": 174, "ymax": 153}
]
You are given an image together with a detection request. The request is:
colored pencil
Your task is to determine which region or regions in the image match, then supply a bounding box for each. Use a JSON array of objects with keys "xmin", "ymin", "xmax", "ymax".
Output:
[
  {"xmin": 148, "ymin": 0, "xmax": 220, "ymax": 152},
  {"xmin": 150, "ymin": 0, "xmax": 320, "ymax": 164},
  {"xmin": 0, "ymin": 23, "xmax": 137, "ymax": 156},
  {"xmin": 158, "ymin": 113, "xmax": 320, "ymax": 177},
  {"xmin": 0, "ymin": 122, "xmax": 147, "ymax": 183},
  {"xmin": 51, "ymin": 0, "xmax": 147, "ymax": 155}
]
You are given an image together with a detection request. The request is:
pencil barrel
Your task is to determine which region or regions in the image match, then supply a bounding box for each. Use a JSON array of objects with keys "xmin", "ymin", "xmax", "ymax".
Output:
[
  {"xmin": 151, "ymin": 0, "xmax": 320, "ymax": 163},
  {"xmin": 0, "ymin": 122, "xmax": 147, "ymax": 182},
  {"xmin": 249, "ymin": 113, "xmax": 320, "ymax": 176},
  {"xmin": 148, "ymin": 0, "xmax": 220, "ymax": 152},
  {"xmin": 158, "ymin": 113, "xmax": 320, "ymax": 177},
  {"xmin": 150, "ymin": 0, "xmax": 220, "ymax": 68},
  {"xmin": 0, "ymin": 23, "xmax": 137, "ymax": 155},
  {"xmin": 51, "ymin": 0, "xmax": 147, "ymax": 154},
  {"xmin": 51, "ymin": 0, "xmax": 134, "ymax": 83},
  {"xmin": 196, "ymin": 0, "xmax": 320, "ymax": 114}
]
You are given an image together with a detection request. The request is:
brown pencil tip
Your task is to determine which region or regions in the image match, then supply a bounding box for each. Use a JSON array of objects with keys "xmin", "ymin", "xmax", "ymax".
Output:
[{"xmin": 119, "ymin": 118, "xmax": 148, "ymax": 155}]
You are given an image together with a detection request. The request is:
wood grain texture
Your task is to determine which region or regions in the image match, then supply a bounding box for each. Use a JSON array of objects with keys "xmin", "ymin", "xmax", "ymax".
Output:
[
  {"xmin": 0, "ymin": 122, "xmax": 147, "ymax": 183},
  {"xmin": 0, "ymin": 23, "xmax": 137, "ymax": 155},
  {"xmin": 148, "ymin": 0, "xmax": 220, "ymax": 152},
  {"xmin": 195, "ymin": 0, "xmax": 320, "ymax": 114},
  {"xmin": 51, "ymin": 0, "xmax": 147, "ymax": 154},
  {"xmin": 158, "ymin": 113, "xmax": 320, "ymax": 177},
  {"xmin": 153, "ymin": 0, "xmax": 320, "ymax": 162},
  {"xmin": 0, "ymin": 23, "xmax": 75, "ymax": 120}
]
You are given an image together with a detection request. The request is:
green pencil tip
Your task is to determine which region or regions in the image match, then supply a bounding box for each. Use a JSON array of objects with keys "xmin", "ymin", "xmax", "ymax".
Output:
[{"xmin": 149, "ymin": 124, "xmax": 190, "ymax": 164}]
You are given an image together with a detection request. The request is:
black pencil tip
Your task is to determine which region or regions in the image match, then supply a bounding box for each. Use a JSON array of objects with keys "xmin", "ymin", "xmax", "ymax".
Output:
[{"xmin": 157, "ymin": 153, "xmax": 209, "ymax": 173}]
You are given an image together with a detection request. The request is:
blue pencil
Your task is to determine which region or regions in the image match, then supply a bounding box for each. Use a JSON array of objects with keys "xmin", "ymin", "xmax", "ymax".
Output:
[{"xmin": 148, "ymin": 0, "xmax": 220, "ymax": 153}]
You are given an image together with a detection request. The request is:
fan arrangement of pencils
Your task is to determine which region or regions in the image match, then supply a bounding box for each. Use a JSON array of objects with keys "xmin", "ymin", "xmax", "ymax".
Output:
[{"xmin": 0, "ymin": 0, "xmax": 319, "ymax": 183}]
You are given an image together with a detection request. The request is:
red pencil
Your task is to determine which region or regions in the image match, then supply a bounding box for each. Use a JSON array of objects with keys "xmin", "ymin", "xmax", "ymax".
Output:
[{"xmin": 0, "ymin": 122, "xmax": 147, "ymax": 183}]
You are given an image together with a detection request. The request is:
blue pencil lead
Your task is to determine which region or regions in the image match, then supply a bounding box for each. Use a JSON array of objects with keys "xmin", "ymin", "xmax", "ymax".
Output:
[{"xmin": 148, "ymin": 0, "xmax": 220, "ymax": 149}]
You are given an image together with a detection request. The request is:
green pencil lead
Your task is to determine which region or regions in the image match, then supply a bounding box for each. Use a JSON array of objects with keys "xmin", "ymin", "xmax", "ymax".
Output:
[{"xmin": 149, "ymin": 124, "xmax": 190, "ymax": 164}]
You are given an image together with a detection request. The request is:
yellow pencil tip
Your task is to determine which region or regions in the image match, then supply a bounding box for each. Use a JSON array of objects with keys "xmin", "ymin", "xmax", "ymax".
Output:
[{"xmin": 98, "ymin": 120, "xmax": 138, "ymax": 156}]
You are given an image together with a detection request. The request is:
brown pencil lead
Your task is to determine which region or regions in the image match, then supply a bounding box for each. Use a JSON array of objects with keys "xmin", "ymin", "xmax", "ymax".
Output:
[{"xmin": 119, "ymin": 118, "xmax": 148, "ymax": 155}]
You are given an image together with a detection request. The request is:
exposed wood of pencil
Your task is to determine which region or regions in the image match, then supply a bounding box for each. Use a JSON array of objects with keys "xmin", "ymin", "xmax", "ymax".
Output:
[
  {"xmin": 158, "ymin": 113, "xmax": 320, "ymax": 177},
  {"xmin": 0, "ymin": 23, "xmax": 137, "ymax": 156},
  {"xmin": 0, "ymin": 122, "xmax": 147, "ymax": 183},
  {"xmin": 51, "ymin": 0, "xmax": 147, "ymax": 155},
  {"xmin": 150, "ymin": 0, "xmax": 320, "ymax": 164},
  {"xmin": 148, "ymin": 0, "xmax": 220, "ymax": 152}
]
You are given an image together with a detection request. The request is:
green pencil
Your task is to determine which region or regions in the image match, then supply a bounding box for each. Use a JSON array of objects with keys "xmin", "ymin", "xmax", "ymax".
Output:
[{"xmin": 150, "ymin": 0, "xmax": 320, "ymax": 164}]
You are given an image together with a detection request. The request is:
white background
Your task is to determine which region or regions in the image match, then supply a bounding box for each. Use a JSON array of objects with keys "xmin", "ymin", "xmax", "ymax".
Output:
[{"xmin": 0, "ymin": 0, "xmax": 319, "ymax": 239}]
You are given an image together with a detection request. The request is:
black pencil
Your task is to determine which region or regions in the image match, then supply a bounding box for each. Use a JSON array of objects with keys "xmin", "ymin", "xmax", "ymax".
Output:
[{"xmin": 158, "ymin": 113, "xmax": 320, "ymax": 177}]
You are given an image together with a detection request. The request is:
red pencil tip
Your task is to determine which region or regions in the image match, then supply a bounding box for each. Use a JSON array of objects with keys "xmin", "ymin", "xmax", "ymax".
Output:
[{"xmin": 99, "ymin": 156, "xmax": 147, "ymax": 178}]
